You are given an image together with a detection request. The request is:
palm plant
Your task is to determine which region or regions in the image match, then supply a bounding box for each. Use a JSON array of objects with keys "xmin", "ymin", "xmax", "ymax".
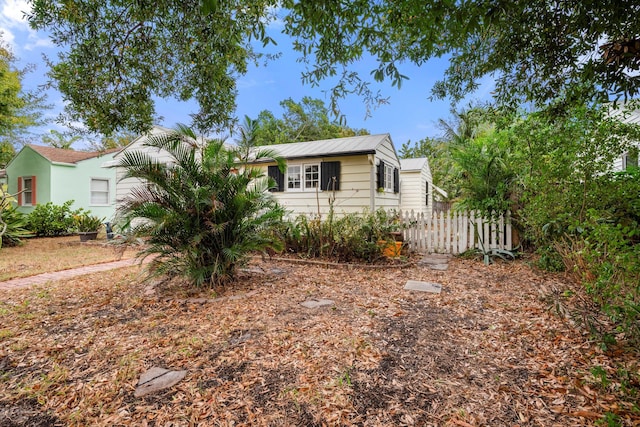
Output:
[{"xmin": 117, "ymin": 124, "xmax": 285, "ymax": 287}]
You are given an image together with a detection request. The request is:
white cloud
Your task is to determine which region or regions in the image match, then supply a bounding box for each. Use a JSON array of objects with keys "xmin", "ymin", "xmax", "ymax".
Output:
[
  {"xmin": 1, "ymin": 0, "xmax": 52, "ymax": 52},
  {"xmin": 1, "ymin": 0, "xmax": 31, "ymax": 27}
]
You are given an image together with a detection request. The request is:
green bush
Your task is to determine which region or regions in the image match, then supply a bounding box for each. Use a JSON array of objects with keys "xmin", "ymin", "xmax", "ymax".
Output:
[
  {"xmin": 118, "ymin": 125, "xmax": 286, "ymax": 288},
  {"xmin": 1, "ymin": 185, "xmax": 32, "ymax": 248},
  {"xmin": 281, "ymin": 209, "xmax": 401, "ymax": 263},
  {"xmin": 27, "ymin": 201, "xmax": 79, "ymax": 236}
]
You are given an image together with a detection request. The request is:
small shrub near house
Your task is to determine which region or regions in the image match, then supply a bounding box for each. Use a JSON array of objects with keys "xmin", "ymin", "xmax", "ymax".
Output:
[
  {"xmin": 117, "ymin": 125, "xmax": 286, "ymax": 288},
  {"xmin": 27, "ymin": 201, "xmax": 80, "ymax": 236},
  {"xmin": 280, "ymin": 209, "xmax": 402, "ymax": 263},
  {"xmin": 73, "ymin": 213, "xmax": 105, "ymax": 233}
]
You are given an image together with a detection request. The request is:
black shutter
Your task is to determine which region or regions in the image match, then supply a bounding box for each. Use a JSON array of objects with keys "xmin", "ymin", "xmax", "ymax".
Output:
[
  {"xmin": 377, "ymin": 160, "xmax": 385, "ymax": 190},
  {"xmin": 393, "ymin": 167, "xmax": 399, "ymax": 193},
  {"xmin": 268, "ymin": 165, "xmax": 284, "ymax": 192},
  {"xmin": 321, "ymin": 161, "xmax": 340, "ymax": 191}
]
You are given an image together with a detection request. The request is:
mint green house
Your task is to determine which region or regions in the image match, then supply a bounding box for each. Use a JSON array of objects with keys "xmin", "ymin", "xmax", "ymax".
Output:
[{"xmin": 6, "ymin": 145, "xmax": 118, "ymax": 219}]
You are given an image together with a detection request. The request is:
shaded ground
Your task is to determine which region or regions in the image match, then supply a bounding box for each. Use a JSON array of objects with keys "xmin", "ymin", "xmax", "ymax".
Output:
[{"xmin": 0, "ymin": 256, "xmax": 638, "ymax": 426}]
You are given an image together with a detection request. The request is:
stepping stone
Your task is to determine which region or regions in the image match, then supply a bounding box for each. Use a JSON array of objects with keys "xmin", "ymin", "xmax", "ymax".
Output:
[
  {"xmin": 134, "ymin": 367, "xmax": 187, "ymax": 398},
  {"xmin": 404, "ymin": 280, "xmax": 442, "ymax": 294},
  {"xmin": 301, "ymin": 298, "xmax": 335, "ymax": 309},
  {"xmin": 429, "ymin": 264, "xmax": 449, "ymax": 271}
]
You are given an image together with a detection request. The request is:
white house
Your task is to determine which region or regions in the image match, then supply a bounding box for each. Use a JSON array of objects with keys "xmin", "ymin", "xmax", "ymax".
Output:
[
  {"xmin": 399, "ymin": 157, "xmax": 433, "ymax": 217},
  {"xmin": 103, "ymin": 125, "xmax": 175, "ymax": 210},
  {"xmin": 250, "ymin": 134, "xmax": 401, "ymax": 217},
  {"xmin": 609, "ymin": 104, "xmax": 640, "ymax": 171},
  {"xmin": 108, "ymin": 129, "xmax": 406, "ymax": 219}
]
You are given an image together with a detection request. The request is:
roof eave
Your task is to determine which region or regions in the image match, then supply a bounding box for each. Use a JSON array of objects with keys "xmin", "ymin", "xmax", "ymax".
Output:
[{"xmin": 249, "ymin": 149, "xmax": 377, "ymax": 163}]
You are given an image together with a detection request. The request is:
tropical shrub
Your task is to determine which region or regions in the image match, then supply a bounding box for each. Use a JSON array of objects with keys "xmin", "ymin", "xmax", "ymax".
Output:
[
  {"xmin": 73, "ymin": 213, "xmax": 105, "ymax": 232},
  {"xmin": 117, "ymin": 124, "xmax": 286, "ymax": 287},
  {"xmin": 0, "ymin": 185, "xmax": 31, "ymax": 248},
  {"xmin": 27, "ymin": 200, "xmax": 79, "ymax": 236}
]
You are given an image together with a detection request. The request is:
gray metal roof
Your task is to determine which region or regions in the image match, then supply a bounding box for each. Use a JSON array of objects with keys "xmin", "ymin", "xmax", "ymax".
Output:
[
  {"xmin": 252, "ymin": 134, "xmax": 391, "ymax": 160},
  {"xmin": 399, "ymin": 157, "xmax": 428, "ymax": 171}
]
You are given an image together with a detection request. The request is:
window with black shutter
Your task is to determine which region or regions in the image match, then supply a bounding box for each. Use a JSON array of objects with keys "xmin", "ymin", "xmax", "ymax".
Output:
[
  {"xmin": 267, "ymin": 165, "xmax": 284, "ymax": 192},
  {"xmin": 393, "ymin": 167, "xmax": 399, "ymax": 193},
  {"xmin": 320, "ymin": 161, "xmax": 341, "ymax": 191},
  {"xmin": 377, "ymin": 161, "xmax": 385, "ymax": 190}
]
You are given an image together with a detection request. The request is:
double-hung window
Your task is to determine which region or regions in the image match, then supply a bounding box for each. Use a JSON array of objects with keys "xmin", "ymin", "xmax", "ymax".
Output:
[
  {"xmin": 304, "ymin": 164, "xmax": 319, "ymax": 189},
  {"xmin": 90, "ymin": 178, "xmax": 110, "ymax": 205},
  {"xmin": 287, "ymin": 163, "xmax": 319, "ymax": 191},
  {"xmin": 287, "ymin": 165, "xmax": 301, "ymax": 189},
  {"xmin": 384, "ymin": 163, "xmax": 394, "ymax": 192},
  {"xmin": 22, "ymin": 177, "xmax": 33, "ymax": 205}
]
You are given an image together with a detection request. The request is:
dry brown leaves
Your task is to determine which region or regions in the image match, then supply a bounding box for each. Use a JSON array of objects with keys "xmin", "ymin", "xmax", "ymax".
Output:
[{"xmin": 0, "ymin": 255, "xmax": 639, "ymax": 426}]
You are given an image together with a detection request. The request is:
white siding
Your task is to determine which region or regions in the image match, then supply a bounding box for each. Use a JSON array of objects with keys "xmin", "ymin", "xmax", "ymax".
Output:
[
  {"xmin": 113, "ymin": 126, "xmax": 175, "ymax": 212},
  {"xmin": 399, "ymin": 158, "xmax": 433, "ymax": 217},
  {"xmin": 260, "ymin": 155, "xmax": 375, "ymax": 218},
  {"xmin": 374, "ymin": 136, "xmax": 401, "ymax": 210},
  {"xmin": 609, "ymin": 106, "xmax": 640, "ymax": 171}
]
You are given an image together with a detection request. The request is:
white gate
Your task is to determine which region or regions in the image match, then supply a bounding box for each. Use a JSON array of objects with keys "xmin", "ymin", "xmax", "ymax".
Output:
[{"xmin": 399, "ymin": 210, "xmax": 512, "ymax": 254}]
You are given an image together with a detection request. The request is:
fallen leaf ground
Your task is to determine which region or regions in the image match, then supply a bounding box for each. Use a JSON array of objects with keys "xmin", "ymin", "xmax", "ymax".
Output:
[{"xmin": 0, "ymin": 256, "xmax": 638, "ymax": 426}]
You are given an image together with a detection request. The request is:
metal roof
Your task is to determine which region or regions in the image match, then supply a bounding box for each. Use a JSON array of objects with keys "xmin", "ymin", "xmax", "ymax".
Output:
[
  {"xmin": 252, "ymin": 134, "xmax": 391, "ymax": 160},
  {"xmin": 399, "ymin": 157, "xmax": 428, "ymax": 171}
]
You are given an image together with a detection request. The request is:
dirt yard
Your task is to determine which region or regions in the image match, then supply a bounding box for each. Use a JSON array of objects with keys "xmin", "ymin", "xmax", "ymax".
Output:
[{"xmin": 0, "ymin": 255, "xmax": 638, "ymax": 426}]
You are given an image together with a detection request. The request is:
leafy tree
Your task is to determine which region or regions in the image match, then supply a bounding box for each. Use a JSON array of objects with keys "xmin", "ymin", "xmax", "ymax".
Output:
[
  {"xmin": 87, "ymin": 131, "xmax": 136, "ymax": 151},
  {"xmin": 450, "ymin": 127, "xmax": 516, "ymax": 217},
  {"xmin": 27, "ymin": 0, "xmax": 279, "ymax": 136},
  {"xmin": 253, "ymin": 97, "xmax": 369, "ymax": 145},
  {"xmin": 41, "ymin": 129, "xmax": 81, "ymax": 149},
  {"xmin": 0, "ymin": 141, "xmax": 14, "ymax": 168},
  {"xmin": 28, "ymin": 1, "xmax": 640, "ymax": 134},
  {"xmin": 117, "ymin": 124, "xmax": 285, "ymax": 287},
  {"xmin": 0, "ymin": 34, "xmax": 48, "ymax": 159},
  {"xmin": 283, "ymin": 1, "xmax": 640, "ymax": 109}
]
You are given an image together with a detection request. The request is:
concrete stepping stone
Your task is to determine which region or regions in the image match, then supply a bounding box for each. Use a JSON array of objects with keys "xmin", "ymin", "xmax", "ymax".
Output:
[
  {"xmin": 134, "ymin": 367, "xmax": 187, "ymax": 397},
  {"xmin": 429, "ymin": 264, "xmax": 449, "ymax": 271},
  {"xmin": 301, "ymin": 298, "xmax": 335, "ymax": 308},
  {"xmin": 404, "ymin": 280, "xmax": 442, "ymax": 294}
]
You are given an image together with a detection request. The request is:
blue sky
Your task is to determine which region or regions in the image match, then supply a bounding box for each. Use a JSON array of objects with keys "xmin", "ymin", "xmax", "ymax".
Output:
[{"xmin": 1, "ymin": 0, "xmax": 494, "ymax": 150}]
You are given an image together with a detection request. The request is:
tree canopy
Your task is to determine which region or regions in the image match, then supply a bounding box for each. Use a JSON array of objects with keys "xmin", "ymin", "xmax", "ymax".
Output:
[
  {"xmin": 0, "ymin": 36, "xmax": 48, "ymax": 166},
  {"xmin": 251, "ymin": 97, "xmax": 368, "ymax": 145},
  {"xmin": 27, "ymin": 1, "xmax": 639, "ymax": 135}
]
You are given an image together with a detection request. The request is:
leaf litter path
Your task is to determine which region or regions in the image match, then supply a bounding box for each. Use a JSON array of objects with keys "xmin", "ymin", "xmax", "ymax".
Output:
[
  {"xmin": 0, "ymin": 256, "xmax": 638, "ymax": 426},
  {"xmin": 0, "ymin": 257, "xmax": 148, "ymax": 291}
]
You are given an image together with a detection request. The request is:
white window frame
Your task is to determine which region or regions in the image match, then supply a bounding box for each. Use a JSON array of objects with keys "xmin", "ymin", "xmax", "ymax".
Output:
[
  {"xmin": 623, "ymin": 147, "xmax": 639, "ymax": 170},
  {"xmin": 286, "ymin": 162, "xmax": 320, "ymax": 191},
  {"xmin": 384, "ymin": 163, "xmax": 394, "ymax": 192},
  {"xmin": 304, "ymin": 163, "xmax": 320, "ymax": 190},
  {"xmin": 90, "ymin": 178, "xmax": 110, "ymax": 206},
  {"xmin": 22, "ymin": 177, "xmax": 33, "ymax": 206},
  {"xmin": 287, "ymin": 165, "xmax": 302, "ymax": 190}
]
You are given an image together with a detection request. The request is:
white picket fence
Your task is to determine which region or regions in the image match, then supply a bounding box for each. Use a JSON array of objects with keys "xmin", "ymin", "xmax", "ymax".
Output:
[{"xmin": 399, "ymin": 210, "xmax": 513, "ymax": 254}]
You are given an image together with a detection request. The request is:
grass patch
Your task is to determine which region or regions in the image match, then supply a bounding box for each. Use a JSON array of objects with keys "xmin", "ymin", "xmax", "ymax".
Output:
[{"xmin": 0, "ymin": 236, "xmax": 137, "ymax": 281}]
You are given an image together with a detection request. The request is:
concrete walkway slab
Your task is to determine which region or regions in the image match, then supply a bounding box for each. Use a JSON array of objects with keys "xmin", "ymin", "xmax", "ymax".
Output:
[{"xmin": 404, "ymin": 280, "xmax": 442, "ymax": 294}]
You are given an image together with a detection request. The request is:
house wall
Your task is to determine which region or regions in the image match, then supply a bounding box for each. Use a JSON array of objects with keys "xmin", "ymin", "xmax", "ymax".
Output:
[
  {"xmin": 51, "ymin": 153, "xmax": 117, "ymax": 220},
  {"xmin": 400, "ymin": 162, "xmax": 433, "ymax": 217},
  {"xmin": 259, "ymin": 154, "xmax": 375, "ymax": 218},
  {"xmin": 373, "ymin": 137, "xmax": 401, "ymax": 211},
  {"xmin": 6, "ymin": 147, "xmax": 52, "ymax": 214},
  {"xmin": 113, "ymin": 127, "xmax": 175, "ymax": 216}
]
